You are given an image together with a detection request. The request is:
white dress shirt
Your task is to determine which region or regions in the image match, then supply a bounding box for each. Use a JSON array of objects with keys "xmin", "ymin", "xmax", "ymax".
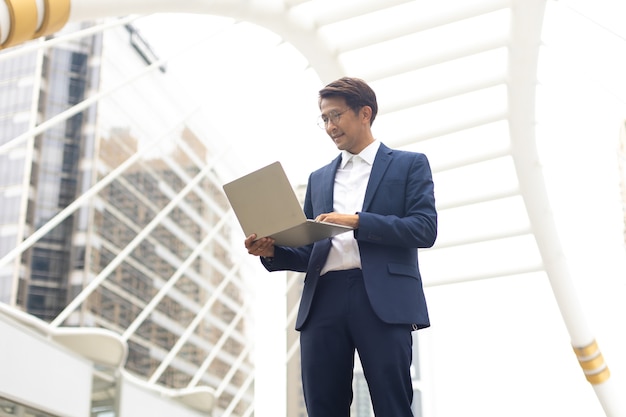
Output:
[{"xmin": 321, "ymin": 140, "xmax": 380, "ymax": 275}]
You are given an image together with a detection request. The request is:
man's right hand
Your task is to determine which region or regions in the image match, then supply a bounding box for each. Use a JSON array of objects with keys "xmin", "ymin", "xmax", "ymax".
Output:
[{"xmin": 245, "ymin": 234, "xmax": 275, "ymax": 258}]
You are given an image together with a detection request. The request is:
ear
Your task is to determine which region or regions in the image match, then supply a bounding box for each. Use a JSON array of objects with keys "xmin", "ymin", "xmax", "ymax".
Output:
[{"xmin": 361, "ymin": 106, "xmax": 372, "ymax": 124}]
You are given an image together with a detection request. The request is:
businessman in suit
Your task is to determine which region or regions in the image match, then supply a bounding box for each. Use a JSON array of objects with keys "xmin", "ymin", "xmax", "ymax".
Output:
[{"xmin": 245, "ymin": 77, "xmax": 437, "ymax": 417}]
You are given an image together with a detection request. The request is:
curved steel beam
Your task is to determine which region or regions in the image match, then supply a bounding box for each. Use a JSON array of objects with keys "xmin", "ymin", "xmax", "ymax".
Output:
[
  {"xmin": 508, "ymin": 1, "xmax": 623, "ymax": 415},
  {"xmin": 0, "ymin": 0, "xmax": 344, "ymax": 82}
]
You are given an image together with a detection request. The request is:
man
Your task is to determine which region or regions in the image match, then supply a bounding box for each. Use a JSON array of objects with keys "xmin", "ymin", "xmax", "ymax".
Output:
[{"xmin": 245, "ymin": 77, "xmax": 437, "ymax": 417}]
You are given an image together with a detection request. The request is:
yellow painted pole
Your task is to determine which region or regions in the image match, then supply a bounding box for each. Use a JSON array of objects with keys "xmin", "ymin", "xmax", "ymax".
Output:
[{"xmin": 0, "ymin": 0, "xmax": 70, "ymax": 49}]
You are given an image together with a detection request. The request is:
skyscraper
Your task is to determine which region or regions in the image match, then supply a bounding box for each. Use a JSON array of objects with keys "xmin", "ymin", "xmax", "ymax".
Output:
[
  {"xmin": 0, "ymin": 22, "xmax": 102, "ymax": 317},
  {"xmin": 0, "ymin": 21, "xmax": 253, "ymax": 415}
]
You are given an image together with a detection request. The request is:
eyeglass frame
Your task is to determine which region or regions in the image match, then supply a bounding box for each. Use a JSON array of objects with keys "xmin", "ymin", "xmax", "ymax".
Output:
[{"xmin": 316, "ymin": 108, "xmax": 352, "ymax": 129}]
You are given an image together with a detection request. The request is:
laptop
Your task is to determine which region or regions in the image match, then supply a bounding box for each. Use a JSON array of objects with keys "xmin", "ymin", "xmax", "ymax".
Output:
[{"xmin": 222, "ymin": 161, "xmax": 353, "ymax": 247}]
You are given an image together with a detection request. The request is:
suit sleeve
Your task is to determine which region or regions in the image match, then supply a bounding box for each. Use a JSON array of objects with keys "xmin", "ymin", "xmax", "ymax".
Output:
[{"xmin": 260, "ymin": 244, "xmax": 311, "ymax": 272}]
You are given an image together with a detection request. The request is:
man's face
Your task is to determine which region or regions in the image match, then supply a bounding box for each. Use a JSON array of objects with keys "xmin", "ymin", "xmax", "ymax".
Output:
[{"xmin": 319, "ymin": 97, "xmax": 370, "ymax": 154}]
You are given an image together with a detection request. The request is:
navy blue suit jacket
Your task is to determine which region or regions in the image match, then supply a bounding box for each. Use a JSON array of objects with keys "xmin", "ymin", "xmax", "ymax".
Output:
[{"xmin": 262, "ymin": 143, "xmax": 437, "ymax": 331}]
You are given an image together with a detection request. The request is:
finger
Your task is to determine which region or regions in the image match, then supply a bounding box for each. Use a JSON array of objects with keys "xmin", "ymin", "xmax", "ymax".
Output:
[{"xmin": 244, "ymin": 234, "xmax": 257, "ymax": 248}]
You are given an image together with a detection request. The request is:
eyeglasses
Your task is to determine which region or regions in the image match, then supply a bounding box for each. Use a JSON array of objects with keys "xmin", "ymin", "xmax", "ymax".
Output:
[{"xmin": 317, "ymin": 109, "xmax": 350, "ymax": 129}]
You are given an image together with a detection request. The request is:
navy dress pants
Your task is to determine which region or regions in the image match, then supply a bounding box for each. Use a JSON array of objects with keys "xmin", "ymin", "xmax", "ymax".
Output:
[{"xmin": 299, "ymin": 269, "xmax": 414, "ymax": 417}]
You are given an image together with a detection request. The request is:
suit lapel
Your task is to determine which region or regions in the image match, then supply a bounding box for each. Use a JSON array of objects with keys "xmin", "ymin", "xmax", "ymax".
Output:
[
  {"xmin": 322, "ymin": 156, "xmax": 342, "ymax": 212},
  {"xmin": 362, "ymin": 143, "xmax": 392, "ymax": 212}
]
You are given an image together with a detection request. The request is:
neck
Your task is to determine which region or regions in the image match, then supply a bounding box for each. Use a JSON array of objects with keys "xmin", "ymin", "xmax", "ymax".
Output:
[{"xmin": 350, "ymin": 137, "xmax": 375, "ymax": 155}]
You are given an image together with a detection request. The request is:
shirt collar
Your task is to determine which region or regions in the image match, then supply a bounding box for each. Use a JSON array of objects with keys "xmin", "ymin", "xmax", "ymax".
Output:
[{"xmin": 341, "ymin": 140, "xmax": 380, "ymax": 168}]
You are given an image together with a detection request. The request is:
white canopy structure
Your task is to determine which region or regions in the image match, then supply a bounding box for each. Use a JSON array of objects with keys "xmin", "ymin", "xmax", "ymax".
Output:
[{"xmin": 1, "ymin": 0, "xmax": 625, "ymax": 416}]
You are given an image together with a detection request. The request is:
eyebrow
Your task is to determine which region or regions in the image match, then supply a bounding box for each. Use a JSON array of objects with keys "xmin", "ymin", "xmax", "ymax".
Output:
[{"xmin": 321, "ymin": 108, "xmax": 346, "ymax": 117}]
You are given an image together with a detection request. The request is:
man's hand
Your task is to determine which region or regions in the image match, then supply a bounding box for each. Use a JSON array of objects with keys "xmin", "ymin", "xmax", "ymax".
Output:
[
  {"xmin": 245, "ymin": 234, "xmax": 275, "ymax": 257},
  {"xmin": 315, "ymin": 212, "xmax": 359, "ymax": 229}
]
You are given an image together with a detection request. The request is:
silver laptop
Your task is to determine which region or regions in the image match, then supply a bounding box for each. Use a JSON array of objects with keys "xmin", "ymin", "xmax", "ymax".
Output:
[{"xmin": 222, "ymin": 161, "xmax": 353, "ymax": 247}]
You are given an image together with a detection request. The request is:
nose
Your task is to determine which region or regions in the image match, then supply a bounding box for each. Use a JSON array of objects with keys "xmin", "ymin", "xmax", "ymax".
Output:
[{"xmin": 326, "ymin": 124, "xmax": 338, "ymax": 136}]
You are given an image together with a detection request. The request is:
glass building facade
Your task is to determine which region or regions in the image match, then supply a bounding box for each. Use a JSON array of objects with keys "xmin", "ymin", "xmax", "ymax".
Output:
[
  {"xmin": 0, "ymin": 22, "xmax": 253, "ymax": 415},
  {"xmin": 0, "ymin": 23, "xmax": 102, "ymax": 318}
]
